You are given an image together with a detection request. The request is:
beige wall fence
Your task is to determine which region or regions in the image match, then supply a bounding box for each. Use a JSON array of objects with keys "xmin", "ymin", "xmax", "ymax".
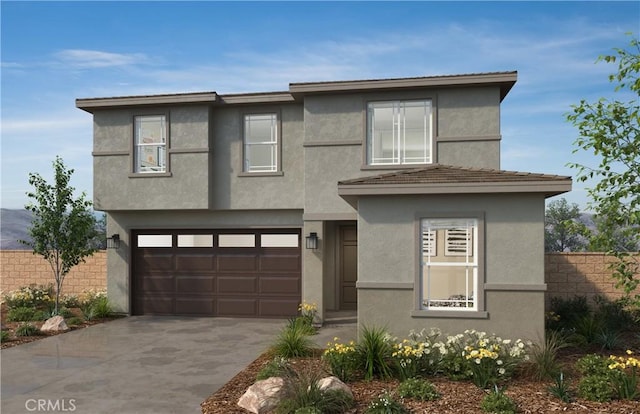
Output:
[
  {"xmin": 545, "ymin": 252, "xmax": 640, "ymax": 306},
  {"xmin": 1, "ymin": 250, "xmax": 638, "ymax": 307},
  {"xmin": 1, "ymin": 250, "xmax": 106, "ymax": 298}
]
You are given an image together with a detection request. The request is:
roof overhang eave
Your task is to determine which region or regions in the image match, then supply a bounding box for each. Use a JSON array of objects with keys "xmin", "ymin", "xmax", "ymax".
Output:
[{"xmin": 337, "ymin": 180, "xmax": 573, "ymax": 198}]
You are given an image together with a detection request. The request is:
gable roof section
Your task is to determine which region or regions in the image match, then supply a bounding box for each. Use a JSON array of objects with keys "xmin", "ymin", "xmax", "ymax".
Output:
[{"xmin": 338, "ymin": 164, "xmax": 572, "ymax": 205}]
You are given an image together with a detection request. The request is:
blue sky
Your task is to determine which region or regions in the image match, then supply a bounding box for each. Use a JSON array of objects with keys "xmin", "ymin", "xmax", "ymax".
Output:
[{"xmin": 1, "ymin": 1, "xmax": 638, "ymax": 211}]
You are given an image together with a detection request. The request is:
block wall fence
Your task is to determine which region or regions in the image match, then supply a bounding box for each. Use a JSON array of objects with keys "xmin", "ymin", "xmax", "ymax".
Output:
[
  {"xmin": 1, "ymin": 250, "xmax": 106, "ymax": 297},
  {"xmin": 1, "ymin": 250, "xmax": 638, "ymax": 306}
]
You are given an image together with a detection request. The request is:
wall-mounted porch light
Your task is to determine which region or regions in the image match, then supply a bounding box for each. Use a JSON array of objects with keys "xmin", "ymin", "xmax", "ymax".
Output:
[
  {"xmin": 106, "ymin": 234, "xmax": 121, "ymax": 250},
  {"xmin": 305, "ymin": 232, "xmax": 318, "ymax": 250}
]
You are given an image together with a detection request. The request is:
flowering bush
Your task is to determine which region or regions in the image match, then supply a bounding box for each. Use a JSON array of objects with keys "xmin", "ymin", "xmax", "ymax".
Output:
[
  {"xmin": 446, "ymin": 330, "xmax": 530, "ymax": 388},
  {"xmin": 323, "ymin": 337, "xmax": 359, "ymax": 382},
  {"xmin": 391, "ymin": 328, "xmax": 445, "ymax": 379},
  {"xmin": 298, "ymin": 302, "xmax": 317, "ymax": 325},
  {"xmin": 3, "ymin": 285, "xmax": 54, "ymax": 310},
  {"xmin": 608, "ymin": 350, "xmax": 640, "ymax": 400},
  {"xmin": 365, "ymin": 391, "xmax": 408, "ymax": 414}
]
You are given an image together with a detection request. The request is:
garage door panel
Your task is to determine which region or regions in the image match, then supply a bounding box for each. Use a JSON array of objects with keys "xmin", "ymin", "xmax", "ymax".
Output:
[
  {"xmin": 175, "ymin": 297, "xmax": 214, "ymax": 315},
  {"xmin": 260, "ymin": 255, "xmax": 301, "ymax": 272},
  {"xmin": 217, "ymin": 298, "xmax": 258, "ymax": 317},
  {"xmin": 175, "ymin": 255, "xmax": 215, "ymax": 271},
  {"xmin": 135, "ymin": 254, "xmax": 174, "ymax": 271},
  {"xmin": 137, "ymin": 297, "xmax": 173, "ymax": 314},
  {"xmin": 259, "ymin": 299, "xmax": 300, "ymax": 317},
  {"xmin": 133, "ymin": 229, "xmax": 301, "ymax": 317},
  {"xmin": 176, "ymin": 276, "xmax": 215, "ymax": 293},
  {"xmin": 218, "ymin": 276, "xmax": 257, "ymax": 294},
  {"xmin": 141, "ymin": 276, "xmax": 175, "ymax": 292},
  {"xmin": 259, "ymin": 277, "xmax": 300, "ymax": 295},
  {"xmin": 218, "ymin": 255, "xmax": 258, "ymax": 271}
]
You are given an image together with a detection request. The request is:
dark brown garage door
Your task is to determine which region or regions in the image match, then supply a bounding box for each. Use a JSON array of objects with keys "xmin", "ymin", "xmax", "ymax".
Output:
[{"xmin": 132, "ymin": 229, "xmax": 301, "ymax": 317}]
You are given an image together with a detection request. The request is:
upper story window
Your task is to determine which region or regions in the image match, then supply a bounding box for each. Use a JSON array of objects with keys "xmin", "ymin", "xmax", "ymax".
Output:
[
  {"xmin": 134, "ymin": 115, "xmax": 167, "ymax": 173},
  {"xmin": 244, "ymin": 113, "xmax": 278, "ymax": 173},
  {"xmin": 367, "ymin": 100, "xmax": 432, "ymax": 165}
]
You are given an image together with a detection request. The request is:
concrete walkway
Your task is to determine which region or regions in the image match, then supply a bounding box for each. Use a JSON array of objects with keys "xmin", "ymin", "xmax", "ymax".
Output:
[{"xmin": 1, "ymin": 316, "xmax": 356, "ymax": 414}]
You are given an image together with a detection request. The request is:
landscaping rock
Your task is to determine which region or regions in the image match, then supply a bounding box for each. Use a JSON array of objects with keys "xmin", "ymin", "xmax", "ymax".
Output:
[
  {"xmin": 40, "ymin": 316, "xmax": 69, "ymax": 332},
  {"xmin": 318, "ymin": 376, "xmax": 353, "ymax": 398},
  {"xmin": 237, "ymin": 377, "xmax": 284, "ymax": 414}
]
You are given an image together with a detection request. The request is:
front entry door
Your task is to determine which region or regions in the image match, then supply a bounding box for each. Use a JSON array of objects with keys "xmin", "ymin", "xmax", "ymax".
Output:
[{"xmin": 339, "ymin": 225, "xmax": 358, "ymax": 310}]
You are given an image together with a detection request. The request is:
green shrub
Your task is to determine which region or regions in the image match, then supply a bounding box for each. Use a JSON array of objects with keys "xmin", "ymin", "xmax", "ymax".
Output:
[
  {"xmin": 480, "ymin": 386, "xmax": 518, "ymax": 413},
  {"xmin": 365, "ymin": 391, "xmax": 408, "ymax": 414},
  {"xmin": 7, "ymin": 306, "xmax": 38, "ymax": 322},
  {"xmin": 528, "ymin": 330, "xmax": 568, "ymax": 380},
  {"xmin": 272, "ymin": 320, "xmax": 315, "ymax": 358},
  {"xmin": 547, "ymin": 372, "xmax": 572, "ymax": 403},
  {"xmin": 57, "ymin": 307, "xmax": 75, "ymax": 319},
  {"xmin": 576, "ymin": 354, "xmax": 610, "ymax": 377},
  {"xmin": 573, "ymin": 314, "xmax": 603, "ymax": 345},
  {"xmin": 256, "ymin": 356, "xmax": 292, "ymax": 380},
  {"xmin": 275, "ymin": 370, "xmax": 354, "ymax": 414},
  {"xmin": 597, "ymin": 328, "xmax": 623, "ymax": 350},
  {"xmin": 577, "ymin": 374, "xmax": 615, "ymax": 402},
  {"xmin": 358, "ymin": 325, "xmax": 394, "ymax": 380},
  {"xmin": 0, "ymin": 330, "xmax": 10, "ymax": 343},
  {"xmin": 323, "ymin": 337, "xmax": 359, "ymax": 382},
  {"xmin": 397, "ymin": 378, "xmax": 440, "ymax": 401},
  {"xmin": 548, "ymin": 295, "xmax": 590, "ymax": 331},
  {"xmin": 82, "ymin": 295, "xmax": 112, "ymax": 320},
  {"xmin": 15, "ymin": 323, "xmax": 41, "ymax": 337},
  {"xmin": 287, "ymin": 316, "xmax": 316, "ymax": 336},
  {"xmin": 66, "ymin": 317, "xmax": 84, "ymax": 327}
]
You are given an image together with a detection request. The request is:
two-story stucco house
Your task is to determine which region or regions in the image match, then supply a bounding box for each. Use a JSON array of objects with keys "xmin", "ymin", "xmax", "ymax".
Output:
[{"xmin": 76, "ymin": 71, "xmax": 571, "ymax": 340}]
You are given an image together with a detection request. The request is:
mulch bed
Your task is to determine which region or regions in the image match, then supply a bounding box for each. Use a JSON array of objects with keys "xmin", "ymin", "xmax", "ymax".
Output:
[
  {"xmin": 201, "ymin": 350, "xmax": 640, "ymax": 413},
  {"xmin": 0, "ymin": 303, "xmax": 123, "ymax": 349}
]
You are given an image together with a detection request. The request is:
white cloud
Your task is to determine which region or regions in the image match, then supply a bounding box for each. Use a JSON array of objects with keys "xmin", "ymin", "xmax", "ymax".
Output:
[{"xmin": 53, "ymin": 49, "xmax": 149, "ymax": 69}]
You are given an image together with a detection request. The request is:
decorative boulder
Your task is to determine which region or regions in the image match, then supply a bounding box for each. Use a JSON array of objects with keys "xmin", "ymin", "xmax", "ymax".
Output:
[
  {"xmin": 237, "ymin": 377, "xmax": 284, "ymax": 414},
  {"xmin": 318, "ymin": 376, "xmax": 353, "ymax": 398},
  {"xmin": 40, "ymin": 315, "xmax": 69, "ymax": 332}
]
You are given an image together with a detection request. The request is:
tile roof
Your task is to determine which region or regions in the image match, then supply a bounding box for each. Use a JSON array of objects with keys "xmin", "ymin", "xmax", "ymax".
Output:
[{"xmin": 339, "ymin": 164, "xmax": 571, "ymax": 186}]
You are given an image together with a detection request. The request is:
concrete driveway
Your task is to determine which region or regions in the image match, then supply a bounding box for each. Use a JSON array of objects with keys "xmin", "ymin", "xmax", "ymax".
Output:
[{"xmin": 1, "ymin": 316, "xmax": 356, "ymax": 414}]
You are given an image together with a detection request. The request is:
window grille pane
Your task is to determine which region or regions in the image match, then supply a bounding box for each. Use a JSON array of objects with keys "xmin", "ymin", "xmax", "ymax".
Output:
[
  {"xmin": 244, "ymin": 114, "xmax": 277, "ymax": 172},
  {"xmin": 177, "ymin": 234, "xmax": 213, "ymax": 248},
  {"xmin": 138, "ymin": 234, "xmax": 172, "ymax": 247},
  {"xmin": 219, "ymin": 234, "xmax": 256, "ymax": 248},
  {"xmin": 134, "ymin": 115, "xmax": 166, "ymax": 173},
  {"xmin": 261, "ymin": 234, "xmax": 299, "ymax": 247}
]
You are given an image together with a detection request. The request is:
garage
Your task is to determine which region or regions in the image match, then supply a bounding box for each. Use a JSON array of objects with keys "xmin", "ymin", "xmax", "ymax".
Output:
[{"xmin": 132, "ymin": 229, "xmax": 301, "ymax": 317}]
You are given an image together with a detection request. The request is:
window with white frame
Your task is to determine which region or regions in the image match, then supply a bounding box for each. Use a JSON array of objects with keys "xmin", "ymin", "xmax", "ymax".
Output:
[
  {"xmin": 244, "ymin": 113, "xmax": 278, "ymax": 172},
  {"xmin": 421, "ymin": 218, "xmax": 477, "ymax": 310},
  {"xmin": 134, "ymin": 115, "xmax": 167, "ymax": 173},
  {"xmin": 367, "ymin": 100, "xmax": 432, "ymax": 165}
]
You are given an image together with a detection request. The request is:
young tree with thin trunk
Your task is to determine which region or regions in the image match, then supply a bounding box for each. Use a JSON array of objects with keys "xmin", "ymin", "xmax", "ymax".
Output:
[
  {"xmin": 566, "ymin": 34, "xmax": 640, "ymax": 304},
  {"xmin": 20, "ymin": 156, "xmax": 98, "ymax": 315}
]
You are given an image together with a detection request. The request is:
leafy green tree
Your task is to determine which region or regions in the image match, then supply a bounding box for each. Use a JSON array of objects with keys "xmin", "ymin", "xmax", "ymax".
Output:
[
  {"xmin": 20, "ymin": 156, "xmax": 98, "ymax": 315},
  {"xmin": 544, "ymin": 198, "xmax": 588, "ymax": 252},
  {"xmin": 566, "ymin": 34, "xmax": 640, "ymax": 304}
]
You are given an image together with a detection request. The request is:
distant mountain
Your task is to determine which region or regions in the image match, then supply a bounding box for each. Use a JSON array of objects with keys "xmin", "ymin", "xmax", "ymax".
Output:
[{"xmin": 1, "ymin": 209, "xmax": 33, "ymax": 249}]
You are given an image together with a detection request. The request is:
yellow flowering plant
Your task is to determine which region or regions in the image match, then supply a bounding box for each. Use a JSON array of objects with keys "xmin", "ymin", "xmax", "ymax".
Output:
[
  {"xmin": 297, "ymin": 302, "xmax": 318, "ymax": 327},
  {"xmin": 391, "ymin": 328, "xmax": 445, "ymax": 379},
  {"xmin": 323, "ymin": 337, "xmax": 359, "ymax": 382},
  {"xmin": 608, "ymin": 350, "xmax": 640, "ymax": 400},
  {"xmin": 3, "ymin": 285, "xmax": 54, "ymax": 310}
]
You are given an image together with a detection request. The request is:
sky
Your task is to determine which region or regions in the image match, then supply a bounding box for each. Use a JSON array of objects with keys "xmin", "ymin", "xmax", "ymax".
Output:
[{"xmin": 1, "ymin": 1, "xmax": 639, "ymax": 211}]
